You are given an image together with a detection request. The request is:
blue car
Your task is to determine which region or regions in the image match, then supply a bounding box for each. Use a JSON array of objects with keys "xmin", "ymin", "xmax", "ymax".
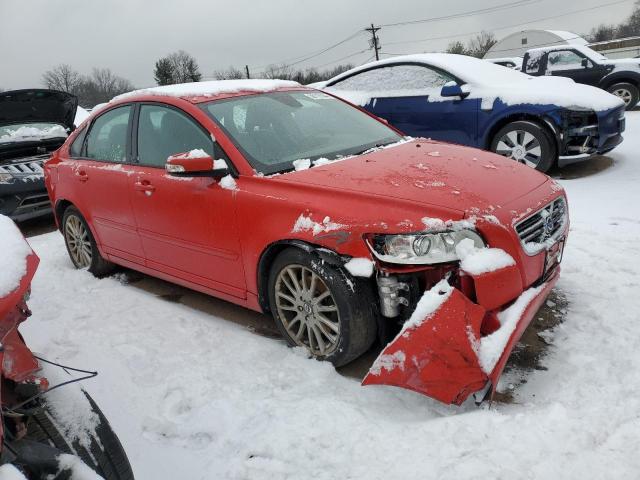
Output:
[{"xmin": 319, "ymin": 54, "xmax": 625, "ymax": 172}]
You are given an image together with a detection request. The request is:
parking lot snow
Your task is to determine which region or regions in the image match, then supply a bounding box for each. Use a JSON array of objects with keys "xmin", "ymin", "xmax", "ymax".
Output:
[{"xmin": 19, "ymin": 113, "xmax": 640, "ymax": 479}]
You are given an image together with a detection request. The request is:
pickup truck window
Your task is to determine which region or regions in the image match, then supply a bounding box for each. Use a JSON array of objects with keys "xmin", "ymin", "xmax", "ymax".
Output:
[{"xmin": 548, "ymin": 50, "xmax": 588, "ymax": 71}]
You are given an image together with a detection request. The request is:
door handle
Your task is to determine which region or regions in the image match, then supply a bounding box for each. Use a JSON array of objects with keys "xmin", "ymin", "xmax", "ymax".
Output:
[
  {"xmin": 134, "ymin": 180, "xmax": 156, "ymax": 196},
  {"xmin": 76, "ymin": 170, "xmax": 89, "ymax": 182}
]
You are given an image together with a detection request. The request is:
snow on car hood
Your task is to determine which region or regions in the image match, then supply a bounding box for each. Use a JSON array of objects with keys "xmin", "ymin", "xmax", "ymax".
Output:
[
  {"xmin": 323, "ymin": 53, "xmax": 624, "ymax": 112},
  {"xmin": 276, "ymin": 139, "xmax": 549, "ymax": 218}
]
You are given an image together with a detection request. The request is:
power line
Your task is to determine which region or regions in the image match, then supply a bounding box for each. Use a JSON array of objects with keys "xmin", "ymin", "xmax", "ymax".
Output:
[
  {"xmin": 379, "ymin": 0, "xmax": 540, "ymax": 27},
  {"xmin": 384, "ymin": 0, "xmax": 634, "ymax": 48},
  {"xmin": 252, "ymin": 30, "xmax": 365, "ymax": 70}
]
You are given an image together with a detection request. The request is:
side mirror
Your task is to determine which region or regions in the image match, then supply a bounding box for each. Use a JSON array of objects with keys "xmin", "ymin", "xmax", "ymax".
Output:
[
  {"xmin": 440, "ymin": 82, "xmax": 470, "ymax": 99},
  {"xmin": 581, "ymin": 58, "xmax": 590, "ymax": 68},
  {"xmin": 166, "ymin": 151, "xmax": 229, "ymax": 178}
]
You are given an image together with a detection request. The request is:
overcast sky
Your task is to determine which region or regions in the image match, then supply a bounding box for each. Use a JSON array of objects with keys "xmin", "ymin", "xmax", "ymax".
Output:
[{"xmin": 0, "ymin": 0, "xmax": 634, "ymax": 90}]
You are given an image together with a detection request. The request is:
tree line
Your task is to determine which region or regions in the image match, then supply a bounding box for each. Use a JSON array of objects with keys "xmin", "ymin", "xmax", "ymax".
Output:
[
  {"xmin": 41, "ymin": 65, "xmax": 134, "ymax": 107},
  {"xmin": 587, "ymin": 1, "xmax": 640, "ymax": 42}
]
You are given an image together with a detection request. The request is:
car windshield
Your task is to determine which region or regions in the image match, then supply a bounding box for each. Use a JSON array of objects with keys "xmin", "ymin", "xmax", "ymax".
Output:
[
  {"xmin": 0, "ymin": 122, "xmax": 67, "ymax": 144},
  {"xmin": 200, "ymin": 91, "xmax": 402, "ymax": 175}
]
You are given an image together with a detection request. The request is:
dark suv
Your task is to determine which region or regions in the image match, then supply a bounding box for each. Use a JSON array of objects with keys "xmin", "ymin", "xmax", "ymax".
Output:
[
  {"xmin": 522, "ymin": 45, "xmax": 640, "ymax": 110},
  {"xmin": 0, "ymin": 89, "xmax": 77, "ymax": 221}
]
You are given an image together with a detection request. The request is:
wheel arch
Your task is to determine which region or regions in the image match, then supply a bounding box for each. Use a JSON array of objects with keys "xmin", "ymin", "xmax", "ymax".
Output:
[
  {"xmin": 599, "ymin": 74, "xmax": 640, "ymax": 90},
  {"xmin": 54, "ymin": 199, "xmax": 74, "ymax": 232},
  {"xmin": 256, "ymin": 239, "xmax": 345, "ymax": 313},
  {"xmin": 484, "ymin": 113, "xmax": 560, "ymax": 160}
]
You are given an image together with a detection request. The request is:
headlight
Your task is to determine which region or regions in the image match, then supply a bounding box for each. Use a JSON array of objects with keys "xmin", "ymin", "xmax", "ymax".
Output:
[
  {"xmin": 0, "ymin": 173, "xmax": 13, "ymax": 183},
  {"xmin": 366, "ymin": 230, "xmax": 484, "ymax": 265}
]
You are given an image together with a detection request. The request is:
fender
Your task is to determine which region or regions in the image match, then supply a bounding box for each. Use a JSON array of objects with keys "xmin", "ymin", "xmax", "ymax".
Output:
[{"xmin": 598, "ymin": 70, "xmax": 640, "ymax": 89}]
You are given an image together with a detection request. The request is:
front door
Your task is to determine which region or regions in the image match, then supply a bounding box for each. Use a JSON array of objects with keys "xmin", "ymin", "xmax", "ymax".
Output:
[
  {"xmin": 59, "ymin": 104, "xmax": 144, "ymax": 264},
  {"xmin": 546, "ymin": 49, "xmax": 604, "ymax": 86},
  {"xmin": 129, "ymin": 103, "xmax": 246, "ymax": 297},
  {"xmin": 329, "ymin": 63, "xmax": 478, "ymax": 145}
]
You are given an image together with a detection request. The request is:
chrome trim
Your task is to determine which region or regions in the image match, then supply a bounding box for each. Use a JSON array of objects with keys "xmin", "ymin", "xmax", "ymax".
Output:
[{"xmin": 514, "ymin": 197, "xmax": 568, "ymax": 255}]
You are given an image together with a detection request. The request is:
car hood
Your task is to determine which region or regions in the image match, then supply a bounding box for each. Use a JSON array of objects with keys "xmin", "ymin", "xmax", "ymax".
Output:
[
  {"xmin": 0, "ymin": 89, "xmax": 78, "ymax": 131},
  {"xmin": 469, "ymin": 76, "xmax": 625, "ymax": 112},
  {"xmin": 276, "ymin": 140, "xmax": 549, "ymax": 219}
]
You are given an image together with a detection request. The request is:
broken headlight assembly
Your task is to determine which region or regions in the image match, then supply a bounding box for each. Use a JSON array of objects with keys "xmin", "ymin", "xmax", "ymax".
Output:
[{"xmin": 366, "ymin": 230, "xmax": 484, "ymax": 265}]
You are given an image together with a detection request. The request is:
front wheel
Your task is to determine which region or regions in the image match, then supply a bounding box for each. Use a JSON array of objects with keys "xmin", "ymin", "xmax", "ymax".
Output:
[
  {"xmin": 606, "ymin": 82, "xmax": 639, "ymax": 110},
  {"xmin": 490, "ymin": 120, "xmax": 556, "ymax": 172},
  {"xmin": 267, "ymin": 248, "xmax": 377, "ymax": 367}
]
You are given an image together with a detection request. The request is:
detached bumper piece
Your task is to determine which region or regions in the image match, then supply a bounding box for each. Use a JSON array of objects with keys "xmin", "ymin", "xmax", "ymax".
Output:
[{"xmin": 363, "ymin": 268, "xmax": 560, "ymax": 405}]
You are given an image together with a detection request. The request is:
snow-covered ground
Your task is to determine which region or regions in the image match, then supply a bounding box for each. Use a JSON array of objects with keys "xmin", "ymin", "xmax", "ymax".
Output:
[{"xmin": 21, "ymin": 114, "xmax": 640, "ymax": 479}]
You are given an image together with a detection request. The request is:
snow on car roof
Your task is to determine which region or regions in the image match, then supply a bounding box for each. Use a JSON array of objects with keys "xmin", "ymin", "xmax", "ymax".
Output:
[
  {"xmin": 113, "ymin": 79, "xmax": 302, "ymax": 102},
  {"xmin": 327, "ymin": 53, "xmax": 532, "ymax": 87}
]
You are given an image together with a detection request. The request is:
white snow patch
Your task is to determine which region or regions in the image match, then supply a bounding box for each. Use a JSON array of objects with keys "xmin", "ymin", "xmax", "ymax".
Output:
[
  {"xmin": 292, "ymin": 158, "xmax": 311, "ymax": 171},
  {"xmin": 421, "ymin": 217, "xmax": 475, "ymax": 231},
  {"xmin": 219, "ymin": 175, "xmax": 237, "ymax": 191},
  {"xmin": 292, "ymin": 215, "xmax": 346, "ymax": 235},
  {"xmin": 0, "ymin": 465, "xmax": 28, "ymax": 480},
  {"xmin": 74, "ymin": 106, "xmax": 90, "ymax": 127},
  {"xmin": 57, "ymin": 454, "xmax": 104, "ymax": 480},
  {"xmin": 344, "ymin": 258, "xmax": 374, "ymax": 278},
  {"xmin": 478, "ymin": 285, "xmax": 544, "ymax": 373},
  {"xmin": 368, "ymin": 351, "xmax": 406, "ymax": 376},
  {"xmin": 400, "ymin": 279, "xmax": 453, "ymax": 335},
  {"xmin": 455, "ymin": 238, "xmax": 516, "ymax": 275},
  {"xmin": 0, "ymin": 215, "xmax": 32, "ymax": 297},
  {"xmin": 0, "ymin": 125, "xmax": 67, "ymax": 143},
  {"xmin": 213, "ymin": 159, "xmax": 228, "ymax": 169},
  {"xmin": 184, "ymin": 149, "xmax": 210, "ymax": 159}
]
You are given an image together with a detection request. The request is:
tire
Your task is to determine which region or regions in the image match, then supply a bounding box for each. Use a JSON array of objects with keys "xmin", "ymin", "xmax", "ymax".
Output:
[
  {"xmin": 11, "ymin": 391, "xmax": 134, "ymax": 479},
  {"xmin": 490, "ymin": 120, "xmax": 556, "ymax": 172},
  {"xmin": 267, "ymin": 248, "xmax": 377, "ymax": 367},
  {"xmin": 61, "ymin": 206, "xmax": 114, "ymax": 277},
  {"xmin": 606, "ymin": 82, "xmax": 639, "ymax": 110}
]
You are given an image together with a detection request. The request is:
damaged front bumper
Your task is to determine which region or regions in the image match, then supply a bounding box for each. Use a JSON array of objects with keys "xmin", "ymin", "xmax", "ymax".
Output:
[{"xmin": 363, "ymin": 262, "xmax": 560, "ymax": 405}]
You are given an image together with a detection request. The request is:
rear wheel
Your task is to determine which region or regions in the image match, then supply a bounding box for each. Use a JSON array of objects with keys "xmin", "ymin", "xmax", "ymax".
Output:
[
  {"xmin": 490, "ymin": 120, "xmax": 556, "ymax": 172},
  {"xmin": 62, "ymin": 206, "xmax": 114, "ymax": 277},
  {"xmin": 606, "ymin": 82, "xmax": 639, "ymax": 110},
  {"xmin": 268, "ymin": 248, "xmax": 377, "ymax": 367}
]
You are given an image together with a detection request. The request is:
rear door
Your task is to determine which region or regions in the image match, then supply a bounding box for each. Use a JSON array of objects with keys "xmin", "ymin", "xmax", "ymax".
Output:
[
  {"xmin": 129, "ymin": 103, "xmax": 245, "ymax": 297},
  {"xmin": 327, "ymin": 63, "xmax": 479, "ymax": 145},
  {"xmin": 58, "ymin": 104, "xmax": 144, "ymax": 264}
]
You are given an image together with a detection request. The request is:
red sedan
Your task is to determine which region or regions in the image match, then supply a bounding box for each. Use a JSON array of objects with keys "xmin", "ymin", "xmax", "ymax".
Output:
[{"xmin": 44, "ymin": 80, "xmax": 568, "ymax": 405}]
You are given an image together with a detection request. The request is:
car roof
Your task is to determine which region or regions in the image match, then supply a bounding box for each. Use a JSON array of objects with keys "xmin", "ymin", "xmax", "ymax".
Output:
[{"xmin": 111, "ymin": 79, "xmax": 307, "ymax": 104}]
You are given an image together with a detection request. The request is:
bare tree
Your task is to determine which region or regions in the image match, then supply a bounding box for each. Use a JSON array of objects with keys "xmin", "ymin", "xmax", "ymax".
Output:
[
  {"xmin": 42, "ymin": 64, "xmax": 82, "ymax": 93},
  {"xmin": 446, "ymin": 41, "xmax": 469, "ymax": 55},
  {"xmin": 168, "ymin": 50, "xmax": 202, "ymax": 83},
  {"xmin": 467, "ymin": 31, "xmax": 497, "ymax": 58},
  {"xmin": 263, "ymin": 64, "xmax": 294, "ymax": 80},
  {"xmin": 75, "ymin": 68, "xmax": 134, "ymax": 106},
  {"xmin": 213, "ymin": 66, "xmax": 245, "ymax": 80}
]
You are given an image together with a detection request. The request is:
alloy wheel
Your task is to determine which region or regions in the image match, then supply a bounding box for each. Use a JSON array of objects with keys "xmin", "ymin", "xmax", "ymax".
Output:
[
  {"xmin": 495, "ymin": 129, "xmax": 542, "ymax": 168},
  {"xmin": 613, "ymin": 87, "xmax": 633, "ymax": 106},
  {"xmin": 274, "ymin": 264, "xmax": 341, "ymax": 356},
  {"xmin": 64, "ymin": 214, "xmax": 92, "ymax": 268}
]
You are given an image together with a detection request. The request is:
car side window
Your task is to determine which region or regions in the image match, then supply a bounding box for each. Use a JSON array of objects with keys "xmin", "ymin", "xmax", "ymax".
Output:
[
  {"xmin": 137, "ymin": 104, "xmax": 213, "ymax": 168},
  {"xmin": 525, "ymin": 53, "xmax": 544, "ymax": 74},
  {"xmin": 547, "ymin": 50, "xmax": 587, "ymax": 71},
  {"xmin": 85, "ymin": 106, "xmax": 131, "ymax": 162},
  {"xmin": 330, "ymin": 64, "xmax": 455, "ymax": 93},
  {"xmin": 69, "ymin": 125, "xmax": 87, "ymax": 157}
]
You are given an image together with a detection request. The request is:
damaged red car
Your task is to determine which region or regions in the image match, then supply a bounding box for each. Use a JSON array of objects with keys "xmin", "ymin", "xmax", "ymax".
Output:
[{"xmin": 44, "ymin": 80, "xmax": 568, "ymax": 405}]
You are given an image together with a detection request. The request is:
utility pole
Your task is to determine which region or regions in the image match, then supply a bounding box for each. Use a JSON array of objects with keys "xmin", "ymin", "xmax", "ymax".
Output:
[
  {"xmin": 365, "ymin": 23, "xmax": 381, "ymax": 61},
  {"xmin": 245, "ymin": 65, "xmax": 250, "ymax": 79}
]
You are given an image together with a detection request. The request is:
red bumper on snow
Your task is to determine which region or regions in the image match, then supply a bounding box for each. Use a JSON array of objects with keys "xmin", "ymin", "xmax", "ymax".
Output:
[{"xmin": 363, "ymin": 268, "xmax": 560, "ymax": 405}]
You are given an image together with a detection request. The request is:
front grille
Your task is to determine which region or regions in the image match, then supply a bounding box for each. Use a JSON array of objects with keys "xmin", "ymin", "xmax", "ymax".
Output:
[
  {"xmin": 515, "ymin": 197, "xmax": 567, "ymax": 254},
  {"xmin": 0, "ymin": 155, "xmax": 47, "ymax": 176}
]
